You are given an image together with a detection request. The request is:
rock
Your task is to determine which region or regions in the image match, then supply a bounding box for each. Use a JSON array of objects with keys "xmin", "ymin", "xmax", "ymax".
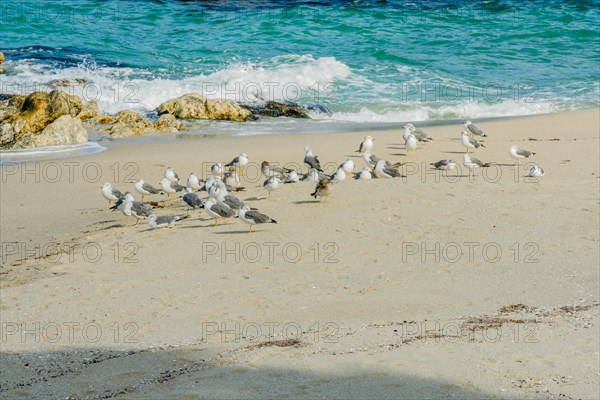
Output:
[
  {"xmin": 77, "ymin": 100, "xmax": 100, "ymax": 120},
  {"xmin": 47, "ymin": 78, "xmax": 88, "ymax": 89},
  {"xmin": 108, "ymin": 110, "xmax": 154, "ymax": 138},
  {"xmin": 8, "ymin": 95, "xmax": 26, "ymax": 110},
  {"xmin": 155, "ymin": 93, "xmax": 253, "ymax": 122},
  {"xmin": 19, "ymin": 91, "xmax": 82, "ymax": 133},
  {"xmin": 97, "ymin": 115, "xmax": 116, "ymax": 124},
  {"xmin": 10, "ymin": 115, "xmax": 87, "ymax": 149},
  {"xmin": 0, "ymin": 52, "xmax": 4, "ymax": 64},
  {"xmin": 241, "ymin": 101, "xmax": 311, "ymax": 119},
  {"xmin": 154, "ymin": 114, "xmax": 185, "ymax": 133}
]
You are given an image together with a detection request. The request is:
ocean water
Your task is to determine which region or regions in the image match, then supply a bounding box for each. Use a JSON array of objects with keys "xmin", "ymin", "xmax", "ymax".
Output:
[{"xmin": 1, "ymin": 0, "xmax": 599, "ymax": 133}]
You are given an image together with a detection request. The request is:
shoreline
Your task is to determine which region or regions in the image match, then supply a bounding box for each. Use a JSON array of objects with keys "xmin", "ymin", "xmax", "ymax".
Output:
[{"xmin": 1, "ymin": 107, "xmax": 599, "ymax": 399}]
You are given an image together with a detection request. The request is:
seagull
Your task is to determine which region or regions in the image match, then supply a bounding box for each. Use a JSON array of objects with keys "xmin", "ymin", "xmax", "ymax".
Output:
[
  {"xmin": 187, "ymin": 173, "xmax": 203, "ymax": 191},
  {"xmin": 224, "ymin": 166, "xmax": 243, "ymax": 191},
  {"xmin": 363, "ymin": 152, "xmax": 402, "ymax": 169},
  {"xmin": 430, "ymin": 160, "xmax": 457, "ymax": 170},
  {"xmin": 148, "ymin": 214, "xmax": 190, "ymax": 229},
  {"xmin": 263, "ymin": 176, "xmax": 280, "ymax": 195},
  {"xmin": 463, "ymin": 154, "xmax": 490, "ymax": 176},
  {"xmin": 111, "ymin": 192, "xmax": 153, "ymax": 225},
  {"xmin": 261, "ymin": 161, "xmax": 292, "ymax": 178},
  {"xmin": 283, "ymin": 170, "xmax": 299, "ymax": 183},
  {"xmin": 509, "ymin": 145, "xmax": 536, "ymax": 159},
  {"xmin": 340, "ymin": 159, "xmax": 355, "ymax": 174},
  {"xmin": 164, "ymin": 167, "xmax": 180, "ymax": 182},
  {"xmin": 330, "ymin": 167, "xmax": 346, "ymax": 181},
  {"xmin": 215, "ymin": 182, "xmax": 245, "ymax": 210},
  {"xmin": 403, "ymin": 123, "xmax": 432, "ymax": 142},
  {"xmin": 101, "ymin": 182, "xmax": 123, "ymax": 206},
  {"xmin": 160, "ymin": 178, "xmax": 185, "ymax": 198},
  {"xmin": 237, "ymin": 205, "xmax": 277, "ymax": 233},
  {"xmin": 354, "ymin": 167, "xmax": 372, "ymax": 180},
  {"xmin": 311, "ymin": 178, "xmax": 333, "ymax": 201},
  {"xmin": 356, "ymin": 136, "xmax": 374, "ymax": 154},
  {"xmin": 528, "ymin": 164, "xmax": 545, "ymax": 177},
  {"xmin": 461, "ymin": 131, "xmax": 484, "ymax": 153},
  {"xmin": 211, "ymin": 162, "xmax": 223, "ymax": 177},
  {"xmin": 134, "ymin": 179, "xmax": 161, "ymax": 202},
  {"xmin": 225, "ymin": 153, "xmax": 248, "ymax": 176},
  {"xmin": 304, "ymin": 146, "xmax": 323, "ymax": 172},
  {"xmin": 182, "ymin": 187, "xmax": 203, "ymax": 211},
  {"xmin": 464, "ymin": 120, "xmax": 487, "ymax": 137},
  {"xmin": 405, "ymin": 133, "xmax": 418, "ymax": 157},
  {"xmin": 301, "ymin": 168, "xmax": 327, "ymax": 182},
  {"xmin": 202, "ymin": 197, "xmax": 236, "ymax": 226},
  {"xmin": 202, "ymin": 175, "xmax": 217, "ymax": 192},
  {"xmin": 374, "ymin": 159, "xmax": 403, "ymax": 178}
]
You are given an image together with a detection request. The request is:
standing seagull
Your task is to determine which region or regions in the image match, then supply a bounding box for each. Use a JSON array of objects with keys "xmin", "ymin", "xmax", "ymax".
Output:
[
  {"xmin": 160, "ymin": 178, "xmax": 185, "ymax": 198},
  {"xmin": 509, "ymin": 145, "xmax": 536, "ymax": 160},
  {"xmin": 311, "ymin": 178, "xmax": 333, "ymax": 201},
  {"xmin": 330, "ymin": 167, "xmax": 346, "ymax": 181},
  {"xmin": 403, "ymin": 123, "xmax": 432, "ymax": 142},
  {"xmin": 182, "ymin": 187, "xmax": 203, "ymax": 211},
  {"xmin": 148, "ymin": 214, "xmax": 190, "ymax": 229},
  {"xmin": 202, "ymin": 198, "xmax": 236, "ymax": 226},
  {"xmin": 101, "ymin": 182, "xmax": 123, "ymax": 206},
  {"xmin": 463, "ymin": 154, "xmax": 490, "ymax": 177},
  {"xmin": 461, "ymin": 131, "xmax": 485, "ymax": 153},
  {"xmin": 263, "ymin": 176, "xmax": 280, "ymax": 196},
  {"xmin": 373, "ymin": 159, "xmax": 403, "ymax": 178},
  {"xmin": 237, "ymin": 205, "xmax": 277, "ymax": 233},
  {"xmin": 134, "ymin": 179, "xmax": 161, "ymax": 202},
  {"xmin": 187, "ymin": 173, "xmax": 203, "ymax": 191},
  {"xmin": 304, "ymin": 146, "xmax": 323, "ymax": 172},
  {"xmin": 164, "ymin": 167, "xmax": 180, "ymax": 182},
  {"xmin": 225, "ymin": 153, "xmax": 248, "ymax": 176},
  {"xmin": 464, "ymin": 120, "xmax": 487, "ymax": 137},
  {"xmin": 363, "ymin": 152, "xmax": 401, "ymax": 169},
  {"xmin": 211, "ymin": 163, "xmax": 223, "ymax": 177},
  {"xmin": 215, "ymin": 182, "xmax": 245, "ymax": 210},
  {"xmin": 356, "ymin": 136, "xmax": 374, "ymax": 154},
  {"xmin": 405, "ymin": 133, "xmax": 418, "ymax": 157},
  {"xmin": 111, "ymin": 192, "xmax": 153, "ymax": 225}
]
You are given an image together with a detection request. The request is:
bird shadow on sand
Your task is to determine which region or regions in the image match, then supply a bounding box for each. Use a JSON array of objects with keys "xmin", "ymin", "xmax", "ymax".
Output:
[
  {"xmin": 442, "ymin": 151, "xmax": 467, "ymax": 154},
  {"xmin": 212, "ymin": 230, "xmax": 254, "ymax": 235},
  {"xmin": 390, "ymin": 153, "xmax": 407, "ymax": 157},
  {"xmin": 292, "ymin": 200, "xmax": 322, "ymax": 204},
  {"xmin": 244, "ymin": 196, "xmax": 267, "ymax": 201}
]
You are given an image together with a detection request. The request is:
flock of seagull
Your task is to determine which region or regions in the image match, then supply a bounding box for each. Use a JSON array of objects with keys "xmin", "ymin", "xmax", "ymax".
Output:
[{"xmin": 101, "ymin": 120, "xmax": 544, "ymax": 232}]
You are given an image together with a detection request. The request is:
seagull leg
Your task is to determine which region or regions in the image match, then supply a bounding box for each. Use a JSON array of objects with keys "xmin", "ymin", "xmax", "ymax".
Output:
[
  {"xmin": 135, "ymin": 218, "xmax": 140, "ymax": 226},
  {"xmin": 214, "ymin": 218, "xmax": 218, "ymax": 227},
  {"xmin": 248, "ymin": 225, "xmax": 252, "ymax": 233}
]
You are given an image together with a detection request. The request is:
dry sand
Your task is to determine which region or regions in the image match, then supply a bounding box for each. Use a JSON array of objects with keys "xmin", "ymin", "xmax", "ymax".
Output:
[{"xmin": 1, "ymin": 109, "xmax": 599, "ymax": 399}]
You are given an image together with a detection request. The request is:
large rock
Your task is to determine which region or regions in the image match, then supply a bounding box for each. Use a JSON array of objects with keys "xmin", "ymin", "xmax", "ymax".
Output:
[
  {"xmin": 155, "ymin": 93, "xmax": 253, "ymax": 122},
  {"xmin": 19, "ymin": 90, "xmax": 83, "ymax": 133},
  {"xmin": 0, "ymin": 51, "xmax": 4, "ymax": 74},
  {"xmin": 77, "ymin": 100, "xmax": 100, "ymax": 120},
  {"xmin": 108, "ymin": 110, "xmax": 154, "ymax": 138},
  {"xmin": 10, "ymin": 115, "xmax": 87, "ymax": 149},
  {"xmin": 154, "ymin": 114, "xmax": 185, "ymax": 133},
  {"xmin": 246, "ymin": 101, "xmax": 311, "ymax": 119}
]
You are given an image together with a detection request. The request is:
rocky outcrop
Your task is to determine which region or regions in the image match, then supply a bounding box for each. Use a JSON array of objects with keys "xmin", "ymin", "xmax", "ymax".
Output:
[
  {"xmin": 106, "ymin": 110, "xmax": 155, "ymax": 138},
  {"xmin": 156, "ymin": 93, "xmax": 254, "ymax": 122},
  {"xmin": 11, "ymin": 115, "xmax": 87, "ymax": 149},
  {"xmin": 154, "ymin": 114, "xmax": 186, "ymax": 133},
  {"xmin": 0, "ymin": 51, "xmax": 4, "ymax": 74},
  {"xmin": 77, "ymin": 100, "xmax": 100, "ymax": 121},
  {"xmin": 0, "ymin": 90, "xmax": 87, "ymax": 149},
  {"xmin": 241, "ymin": 101, "xmax": 311, "ymax": 119},
  {"xmin": 18, "ymin": 90, "xmax": 83, "ymax": 133}
]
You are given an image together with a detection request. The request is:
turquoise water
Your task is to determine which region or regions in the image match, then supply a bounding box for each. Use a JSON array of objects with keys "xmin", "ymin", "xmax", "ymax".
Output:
[{"xmin": 1, "ymin": 0, "xmax": 599, "ymax": 130}]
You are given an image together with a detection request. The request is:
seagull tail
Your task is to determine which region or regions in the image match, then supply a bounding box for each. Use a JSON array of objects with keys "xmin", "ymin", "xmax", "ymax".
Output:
[
  {"xmin": 482, "ymin": 163, "xmax": 492, "ymax": 167},
  {"xmin": 270, "ymin": 219, "xmax": 278, "ymax": 224}
]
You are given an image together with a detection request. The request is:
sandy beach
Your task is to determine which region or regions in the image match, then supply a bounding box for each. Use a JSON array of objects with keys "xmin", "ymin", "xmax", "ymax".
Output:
[{"xmin": 1, "ymin": 109, "xmax": 599, "ymax": 399}]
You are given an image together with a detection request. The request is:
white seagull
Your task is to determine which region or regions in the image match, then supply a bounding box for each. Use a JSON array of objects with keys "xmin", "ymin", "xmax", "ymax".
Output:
[
  {"xmin": 187, "ymin": 173, "xmax": 203, "ymax": 191},
  {"xmin": 101, "ymin": 182, "xmax": 123, "ymax": 205},
  {"xmin": 134, "ymin": 179, "xmax": 161, "ymax": 202},
  {"xmin": 164, "ymin": 167, "xmax": 180, "ymax": 182},
  {"xmin": 464, "ymin": 120, "xmax": 487, "ymax": 137},
  {"xmin": 148, "ymin": 214, "xmax": 190, "ymax": 229},
  {"xmin": 528, "ymin": 164, "xmax": 545, "ymax": 177},
  {"xmin": 354, "ymin": 167, "xmax": 373, "ymax": 180},
  {"xmin": 461, "ymin": 131, "xmax": 484, "ymax": 153},
  {"xmin": 430, "ymin": 160, "xmax": 457, "ymax": 170},
  {"xmin": 374, "ymin": 159, "xmax": 403, "ymax": 178},
  {"xmin": 263, "ymin": 176, "xmax": 280, "ymax": 195},
  {"xmin": 340, "ymin": 159, "xmax": 355, "ymax": 174},
  {"xmin": 509, "ymin": 145, "xmax": 536, "ymax": 159},
  {"xmin": 356, "ymin": 135, "xmax": 374, "ymax": 154},
  {"xmin": 405, "ymin": 133, "xmax": 418, "ymax": 157},
  {"xmin": 237, "ymin": 205, "xmax": 277, "ymax": 233}
]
